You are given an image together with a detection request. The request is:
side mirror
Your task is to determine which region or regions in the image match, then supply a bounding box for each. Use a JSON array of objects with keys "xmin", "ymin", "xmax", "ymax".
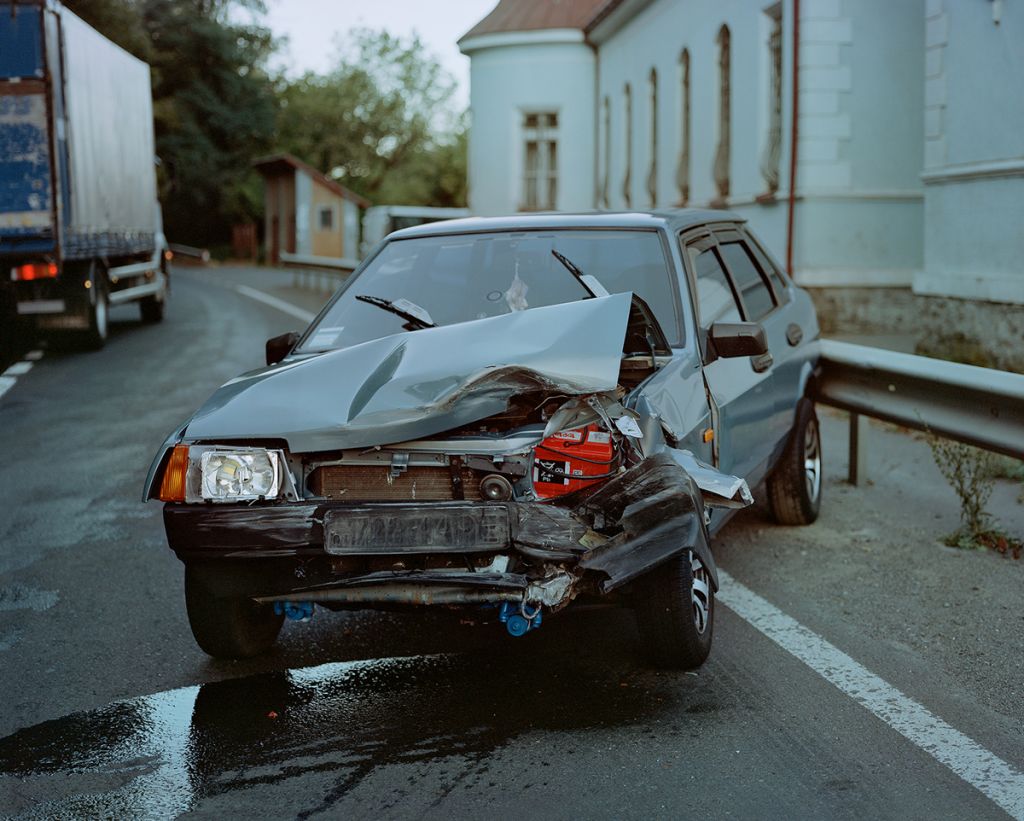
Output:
[
  {"xmin": 708, "ymin": 321, "xmax": 769, "ymax": 359},
  {"xmin": 266, "ymin": 331, "xmax": 300, "ymax": 366}
]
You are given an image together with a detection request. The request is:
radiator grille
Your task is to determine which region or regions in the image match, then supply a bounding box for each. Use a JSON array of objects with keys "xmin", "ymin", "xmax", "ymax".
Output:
[{"xmin": 309, "ymin": 465, "xmax": 483, "ymax": 502}]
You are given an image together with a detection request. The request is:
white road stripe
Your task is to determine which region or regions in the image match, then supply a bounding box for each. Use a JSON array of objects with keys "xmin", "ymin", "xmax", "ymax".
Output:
[
  {"xmin": 234, "ymin": 284, "xmax": 316, "ymax": 324},
  {"xmin": 718, "ymin": 570, "xmax": 1024, "ymax": 820},
  {"xmin": 24, "ymin": 350, "xmax": 43, "ymax": 361},
  {"xmin": 0, "ymin": 376, "xmax": 15, "ymax": 400},
  {"xmin": 3, "ymin": 361, "xmax": 33, "ymax": 376}
]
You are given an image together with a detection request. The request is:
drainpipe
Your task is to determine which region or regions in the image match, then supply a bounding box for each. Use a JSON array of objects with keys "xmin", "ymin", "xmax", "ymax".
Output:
[{"xmin": 786, "ymin": 0, "xmax": 800, "ymax": 275}]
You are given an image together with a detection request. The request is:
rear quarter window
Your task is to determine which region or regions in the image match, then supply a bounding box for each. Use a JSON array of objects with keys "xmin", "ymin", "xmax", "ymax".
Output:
[{"xmin": 718, "ymin": 241, "xmax": 775, "ymax": 321}]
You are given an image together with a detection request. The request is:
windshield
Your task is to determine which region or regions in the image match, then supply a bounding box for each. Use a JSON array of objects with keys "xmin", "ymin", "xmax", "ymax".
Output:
[{"xmin": 299, "ymin": 229, "xmax": 678, "ymax": 352}]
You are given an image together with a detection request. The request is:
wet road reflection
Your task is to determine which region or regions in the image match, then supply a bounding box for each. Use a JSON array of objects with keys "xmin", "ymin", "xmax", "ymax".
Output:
[{"xmin": 0, "ymin": 611, "xmax": 707, "ymax": 818}]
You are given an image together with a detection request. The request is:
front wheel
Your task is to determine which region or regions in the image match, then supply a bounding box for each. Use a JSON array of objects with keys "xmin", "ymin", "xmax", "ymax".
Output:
[
  {"xmin": 184, "ymin": 565, "xmax": 283, "ymax": 659},
  {"xmin": 633, "ymin": 551, "xmax": 714, "ymax": 670},
  {"xmin": 766, "ymin": 399, "xmax": 822, "ymax": 525}
]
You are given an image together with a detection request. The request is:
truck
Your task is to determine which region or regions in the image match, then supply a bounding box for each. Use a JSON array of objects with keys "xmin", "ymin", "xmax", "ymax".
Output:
[{"xmin": 1, "ymin": 0, "xmax": 168, "ymax": 350}]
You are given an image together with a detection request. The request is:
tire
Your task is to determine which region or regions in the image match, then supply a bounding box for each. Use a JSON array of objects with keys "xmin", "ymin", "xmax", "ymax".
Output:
[
  {"xmin": 633, "ymin": 551, "xmax": 714, "ymax": 670},
  {"xmin": 139, "ymin": 293, "xmax": 164, "ymax": 323},
  {"xmin": 82, "ymin": 268, "xmax": 109, "ymax": 350},
  {"xmin": 184, "ymin": 565, "xmax": 284, "ymax": 659},
  {"xmin": 767, "ymin": 399, "xmax": 822, "ymax": 525},
  {"xmin": 140, "ymin": 257, "xmax": 169, "ymax": 323}
]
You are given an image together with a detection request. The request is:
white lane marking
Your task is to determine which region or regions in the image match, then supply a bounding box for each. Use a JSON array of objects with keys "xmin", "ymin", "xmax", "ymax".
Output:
[
  {"xmin": 0, "ymin": 376, "xmax": 15, "ymax": 400},
  {"xmin": 3, "ymin": 360, "xmax": 33, "ymax": 376},
  {"xmin": 234, "ymin": 284, "xmax": 316, "ymax": 323},
  {"xmin": 718, "ymin": 570, "xmax": 1024, "ymax": 820},
  {"xmin": 24, "ymin": 349, "xmax": 43, "ymax": 361}
]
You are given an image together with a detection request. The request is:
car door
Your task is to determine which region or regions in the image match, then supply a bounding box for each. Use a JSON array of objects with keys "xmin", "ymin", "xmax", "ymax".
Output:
[
  {"xmin": 712, "ymin": 228, "xmax": 793, "ymax": 453},
  {"xmin": 680, "ymin": 228, "xmax": 778, "ymax": 483}
]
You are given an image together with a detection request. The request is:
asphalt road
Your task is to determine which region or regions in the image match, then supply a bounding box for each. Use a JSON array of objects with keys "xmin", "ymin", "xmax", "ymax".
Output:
[{"xmin": 1, "ymin": 266, "xmax": 1022, "ymax": 820}]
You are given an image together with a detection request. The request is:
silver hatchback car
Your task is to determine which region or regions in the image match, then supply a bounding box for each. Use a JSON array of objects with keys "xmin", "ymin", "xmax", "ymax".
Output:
[{"xmin": 145, "ymin": 210, "xmax": 822, "ymax": 669}]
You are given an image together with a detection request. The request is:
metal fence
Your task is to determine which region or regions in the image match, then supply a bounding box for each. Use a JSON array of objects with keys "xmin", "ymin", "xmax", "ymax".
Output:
[{"xmin": 814, "ymin": 340, "xmax": 1024, "ymax": 483}]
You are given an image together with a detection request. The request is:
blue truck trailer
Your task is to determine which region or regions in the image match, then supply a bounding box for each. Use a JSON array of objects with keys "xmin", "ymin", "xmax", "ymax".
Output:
[{"xmin": 1, "ymin": 0, "xmax": 168, "ymax": 349}]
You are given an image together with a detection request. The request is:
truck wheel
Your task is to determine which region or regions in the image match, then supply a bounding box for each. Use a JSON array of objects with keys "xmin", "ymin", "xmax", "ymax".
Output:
[
  {"xmin": 633, "ymin": 551, "xmax": 714, "ymax": 670},
  {"xmin": 139, "ymin": 293, "xmax": 164, "ymax": 323},
  {"xmin": 184, "ymin": 565, "xmax": 283, "ymax": 659},
  {"xmin": 767, "ymin": 399, "xmax": 822, "ymax": 525},
  {"xmin": 82, "ymin": 272, "xmax": 109, "ymax": 350}
]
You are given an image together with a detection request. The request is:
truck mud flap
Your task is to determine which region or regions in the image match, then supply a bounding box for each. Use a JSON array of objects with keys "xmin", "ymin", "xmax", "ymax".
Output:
[{"xmin": 576, "ymin": 452, "xmax": 718, "ymax": 594}]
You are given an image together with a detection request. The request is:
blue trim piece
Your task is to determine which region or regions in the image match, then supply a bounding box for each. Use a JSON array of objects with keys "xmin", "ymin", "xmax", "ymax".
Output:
[{"xmin": 0, "ymin": 6, "xmax": 44, "ymax": 80}]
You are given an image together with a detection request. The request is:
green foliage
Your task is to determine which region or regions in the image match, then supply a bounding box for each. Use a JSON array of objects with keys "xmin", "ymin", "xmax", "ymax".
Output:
[
  {"xmin": 927, "ymin": 436, "xmax": 1022, "ymax": 556},
  {"xmin": 275, "ymin": 29, "xmax": 466, "ymax": 207}
]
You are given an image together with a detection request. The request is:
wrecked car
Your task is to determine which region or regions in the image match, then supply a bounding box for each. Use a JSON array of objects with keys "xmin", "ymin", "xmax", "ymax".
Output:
[{"xmin": 143, "ymin": 211, "xmax": 822, "ymax": 669}]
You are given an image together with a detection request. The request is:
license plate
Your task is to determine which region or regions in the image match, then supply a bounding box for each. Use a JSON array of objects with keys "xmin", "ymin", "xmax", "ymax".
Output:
[{"xmin": 323, "ymin": 504, "xmax": 510, "ymax": 554}]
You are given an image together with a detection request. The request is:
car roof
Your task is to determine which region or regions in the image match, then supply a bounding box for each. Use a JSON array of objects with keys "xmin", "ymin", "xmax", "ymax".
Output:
[{"xmin": 387, "ymin": 208, "xmax": 746, "ymax": 240}]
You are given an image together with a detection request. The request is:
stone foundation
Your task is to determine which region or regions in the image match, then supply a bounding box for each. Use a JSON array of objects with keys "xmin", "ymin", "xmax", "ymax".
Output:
[{"xmin": 807, "ymin": 287, "xmax": 1024, "ymax": 373}]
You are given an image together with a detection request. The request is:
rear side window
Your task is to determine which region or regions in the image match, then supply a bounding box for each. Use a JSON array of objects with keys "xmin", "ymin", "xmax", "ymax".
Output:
[
  {"xmin": 745, "ymin": 236, "xmax": 789, "ymax": 300},
  {"xmin": 718, "ymin": 241, "xmax": 775, "ymax": 320},
  {"xmin": 689, "ymin": 246, "xmax": 741, "ymax": 328}
]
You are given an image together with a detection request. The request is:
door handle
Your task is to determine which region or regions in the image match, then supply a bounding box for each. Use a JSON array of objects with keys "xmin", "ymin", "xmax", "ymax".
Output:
[
  {"xmin": 786, "ymin": 323, "xmax": 803, "ymax": 346},
  {"xmin": 751, "ymin": 352, "xmax": 773, "ymax": 373}
]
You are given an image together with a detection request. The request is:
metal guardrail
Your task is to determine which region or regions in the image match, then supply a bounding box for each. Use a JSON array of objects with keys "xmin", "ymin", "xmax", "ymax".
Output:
[
  {"xmin": 168, "ymin": 243, "xmax": 210, "ymax": 263},
  {"xmin": 814, "ymin": 340, "xmax": 1024, "ymax": 483},
  {"xmin": 279, "ymin": 252, "xmax": 359, "ymax": 272}
]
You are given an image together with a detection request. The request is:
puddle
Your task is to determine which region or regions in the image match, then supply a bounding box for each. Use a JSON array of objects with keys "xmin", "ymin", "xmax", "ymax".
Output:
[{"xmin": 0, "ymin": 643, "xmax": 685, "ymax": 818}]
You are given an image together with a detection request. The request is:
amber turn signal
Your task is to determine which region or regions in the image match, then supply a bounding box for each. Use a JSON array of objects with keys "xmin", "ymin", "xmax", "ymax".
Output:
[
  {"xmin": 703, "ymin": 428, "xmax": 715, "ymax": 443},
  {"xmin": 158, "ymin": 445, "xmax": 190, "ymax": 502}
]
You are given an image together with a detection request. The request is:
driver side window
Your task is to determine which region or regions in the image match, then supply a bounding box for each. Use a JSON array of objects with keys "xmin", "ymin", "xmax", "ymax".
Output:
[{"xmin": 686, "ymin": 240, "xmax": 742, "ymax": 330}]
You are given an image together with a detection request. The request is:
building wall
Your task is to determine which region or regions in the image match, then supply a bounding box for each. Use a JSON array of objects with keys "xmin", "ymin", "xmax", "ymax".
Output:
[
  {"xmin": 310, "ymin": 179, "xmax": 344, "ymax": 258},
  {"xmin": 590, "ymin": 0, "xmax": 923, "ymax": 286},
  {"xmin": 262, "ymin": 172, "xmax": 296, "ymax": 263},
  {"xmin": 463, "ymin": 33, "xmax": 595, "ymax": 215},
  {"xmin": 918, "ymin": 0, "xmax": 1024, "ymax": 305}
]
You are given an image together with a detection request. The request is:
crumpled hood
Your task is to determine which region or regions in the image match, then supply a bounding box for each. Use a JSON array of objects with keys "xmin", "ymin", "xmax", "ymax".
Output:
[{"xmin": 182, "ymin": 293, "xmax": 632, "ymax": 453}]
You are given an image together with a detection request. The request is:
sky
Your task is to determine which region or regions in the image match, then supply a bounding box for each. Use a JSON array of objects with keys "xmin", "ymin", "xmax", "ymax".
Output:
[{"xmin": 262, "ymin": 0, "xmax": 499, "ymax": 110}]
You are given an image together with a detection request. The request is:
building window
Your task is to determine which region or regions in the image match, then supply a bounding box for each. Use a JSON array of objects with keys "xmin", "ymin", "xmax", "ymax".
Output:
[
  {"xmin": 601, "ymin": 96, "xmax": 611, "ymax": 208},
  {"xmin": 647, "ymin": 68, "xmax": 658, "ymax": 206},
  {"xmin": 522, "ymin": 111, "xmax": 558, "ymax": 210},
  {"xmin": 676, "ymin": 49, "xmax": 691, "ymax": 205},
  {"xmin": 622, "ymin": 83, "xmax": 632, "ymax": 208},
  {"xmin": 713, "ymin": 25, "xmax": 731, "ymax": 202},
  {"xmin": 318, "ymin": 205, "xmax": 334, "ymax": 231},
  {"xmin": 760, "ymin": 4, "xmax": 783, "ymax": 194}
]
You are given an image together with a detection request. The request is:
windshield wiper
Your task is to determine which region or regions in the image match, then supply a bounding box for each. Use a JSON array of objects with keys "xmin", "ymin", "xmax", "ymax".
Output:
[
  {"xmin": 355, "ymin": 294, "xmax": 436, "ymax": 331},
  {"xmin": 550, "ymin": 250, "xmax": 610, "ymax": 299}
]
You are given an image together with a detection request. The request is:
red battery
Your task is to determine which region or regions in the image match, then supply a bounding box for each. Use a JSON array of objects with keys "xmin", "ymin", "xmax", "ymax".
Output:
[{"xmin": 532, "ymin": 424, "xmax": 616, "ymax": 499}]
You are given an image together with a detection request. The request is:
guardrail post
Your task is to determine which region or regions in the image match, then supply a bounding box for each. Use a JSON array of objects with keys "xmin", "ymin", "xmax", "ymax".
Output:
[{"xmin": 848, "ymin": 412, "xmax": 868, "ymax": 485}]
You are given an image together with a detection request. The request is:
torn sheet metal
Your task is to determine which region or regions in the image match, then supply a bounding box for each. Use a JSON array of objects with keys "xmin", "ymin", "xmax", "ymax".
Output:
[
  {"xmin": 182, "ymin": 293, "xmax": 632, "ymax": 453},
  {"xmin": 669, "ymin": 450, "xmax": 754, "ymax": 509},
  {"xmin": 576, "ymin": 453, "xmax": 719, "ymax": 592}
]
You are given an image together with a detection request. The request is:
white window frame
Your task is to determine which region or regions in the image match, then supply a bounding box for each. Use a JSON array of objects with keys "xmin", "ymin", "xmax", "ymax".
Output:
[{"xmin": 520, "ymin": 111, "xmax": 559, "ymax": 211}]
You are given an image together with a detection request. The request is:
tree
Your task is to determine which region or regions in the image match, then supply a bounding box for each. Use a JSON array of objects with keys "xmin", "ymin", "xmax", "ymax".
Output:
[
  {"xmin": 276, "ymin": 29, "xmax": 465, "ymax": 207},
  {"xmin": 67, "ymin": 0, "xmax": 277, "ymax": 246}
]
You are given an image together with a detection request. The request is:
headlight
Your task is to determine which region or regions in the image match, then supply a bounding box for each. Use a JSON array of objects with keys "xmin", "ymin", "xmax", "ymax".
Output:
[
  {"xmin": 157, "ymin": 445, "xmax": 293, "ymax": 503},
  {"xmin": 200, "ymin": 449, "xmax": 281, "ymax": 501}
]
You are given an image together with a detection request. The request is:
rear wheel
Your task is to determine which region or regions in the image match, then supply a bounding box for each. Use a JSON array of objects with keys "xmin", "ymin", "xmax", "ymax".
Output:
[
  {"xmin": 767, "ymin": 399, "xmax": 822, "ymax": 525},
  {"xmin": 81, "ymin": 265, "xmax": 109, "ymax": 350},
  {"xmin": 140, "ymin": 258, "xmax": 169, "ymax": 323},
  {"xmin": 633, "ymin": 551, "xmax": 714, "ymax": 670},
  {"xmin": 139, "ymin": 292, "xmax": 164, "ymax": 323},
  {"xmin": 184, "ymin": 565, "xmax": 283, "ymax": 659}
]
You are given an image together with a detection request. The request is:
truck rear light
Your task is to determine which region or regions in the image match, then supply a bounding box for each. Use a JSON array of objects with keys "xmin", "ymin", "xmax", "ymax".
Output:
[
  {"xmin": 158, "ymin": 445, "xmax": 190, "ymax": 502},
  {"xmin": 532, "ymin": 424, "xmax": 617, "ymax": 499},
  {"xmin": 12, "ymin": 263, "xmax": 58, "ymax": 281}
]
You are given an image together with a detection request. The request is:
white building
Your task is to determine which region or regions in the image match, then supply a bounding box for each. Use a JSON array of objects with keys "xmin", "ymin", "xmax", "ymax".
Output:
[{"xmin": 459, "ymin": 0, "xmax": 1023, "ymax": 366}]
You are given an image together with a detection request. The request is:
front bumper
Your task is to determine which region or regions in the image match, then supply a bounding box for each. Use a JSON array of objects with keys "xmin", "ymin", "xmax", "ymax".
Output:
[{"xmin": 162, "ymin": 453, "xmax": 720, "ymax": 607}]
